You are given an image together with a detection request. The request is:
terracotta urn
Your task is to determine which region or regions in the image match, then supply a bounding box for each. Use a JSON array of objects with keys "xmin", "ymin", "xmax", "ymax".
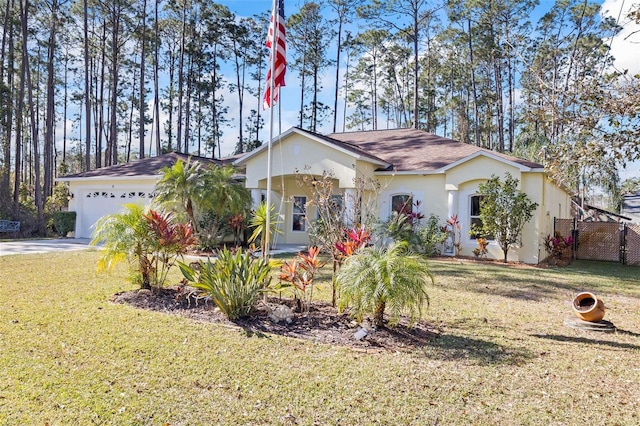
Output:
[{"xmin": 572, "ymin": 292, "xmax": 605, "ymax": 323}]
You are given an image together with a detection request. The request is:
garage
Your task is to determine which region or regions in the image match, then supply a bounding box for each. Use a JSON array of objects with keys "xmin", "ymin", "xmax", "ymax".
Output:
[
  {"xmin": 56, "ymin": 153, "xmax": 225, "ymax": 239},
  {"xmin": 73, "ymin": 187, "xmax": 156, "ymax": 238}
]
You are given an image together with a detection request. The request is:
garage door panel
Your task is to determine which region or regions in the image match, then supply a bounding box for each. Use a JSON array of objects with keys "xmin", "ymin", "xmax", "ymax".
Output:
[{"xmin": 77, "ymin": 189, "xmax": 155, "ymax": 238}]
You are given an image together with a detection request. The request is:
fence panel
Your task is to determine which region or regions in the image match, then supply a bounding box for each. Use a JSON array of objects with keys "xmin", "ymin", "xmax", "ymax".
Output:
[
  {"xmin": 554, "ymin": 219, "xmax": 575, "ymax": 240},
  {"xmin": 626, "ymin": 225, "xmax": 640, "ymax": 266},
  {"xmin": 575, "ymin": 222, "xmax": 621, "ymax": 262}
]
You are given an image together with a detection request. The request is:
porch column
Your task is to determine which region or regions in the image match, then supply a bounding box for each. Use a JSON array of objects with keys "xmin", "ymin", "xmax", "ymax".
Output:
[
  {"xmin": 344, "ymin": 188, "xmax": 357, "ymax": 226},
  {"xmin": 447, "ymin": 188, "xmax": 458, "ymax": 220},
  {"xmin": 445, "ymin": 184, "xmax": 459, "ymax": 255},
  {"xmin": 251, "ymin": 189, "xmax": 262, "ymax": 208}
]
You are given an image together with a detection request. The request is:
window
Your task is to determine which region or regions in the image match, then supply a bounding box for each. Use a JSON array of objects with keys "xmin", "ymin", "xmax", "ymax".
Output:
[
  {"xmin": 292, "ymin": 196, "xmax": 307, "ymax": 232},
  {"xmin": 316, "ymin": 194, "xmax": 343, "ymax": 220},
  {"xmin": 391, "ymin": 194, "xmax": 413, "ymax": 215},
  {"xmin": 470, "ymin": 195, "xmax": 493, "ymax": 240}
]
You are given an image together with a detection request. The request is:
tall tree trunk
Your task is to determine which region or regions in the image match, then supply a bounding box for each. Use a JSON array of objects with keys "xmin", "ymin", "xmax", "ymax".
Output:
[
  {"xmin": 411, "ymin": 9, "xmax": 419, "ymax": 129},
  {"xmin": 468, "ymin": 18, "xmax": 480, "ymax": 146},
  {"xmin": 493, "ymin": 56, "xmax": 504, "ymax": 152},
  {"xmin": 44, "ymin": 0, "xmax": 58, "ymax": 202},
  {"xmin": 108, "ymin": 4, "xmax": 120, "ymax": 166},
  {"xmin": 21, "ymin": 0, "xmax": 43, "ymax": 227},
  {"xmin": 62, "ymin": 48, "xmax": 69, "ymax": 164},
  {"xmin": 126, "ymin": 63, "xmax": 137, "ymax": 162},
  {"xmin": 312, "ymin": 64, "xmax": 318, "ymax": 132},
  {"xmin": 97, "ymin": 22, "xmax": 106, "ymax": 169},
  {"xmin": 153, "ymin": 0, "xmax": 160, "ymax": 156},
  {"xmin": 332, "ymin": 18, "xmax": 342, "ymax": 133},
  {"xmin": 138, "ymin": 0, "xmax": 146, "ymax": 158},
  {"xmin": 233, "ymin": 38, "xmax": 244, "ymax": 151},
  {"xmin": 184, "ymin": 51, "xmax": 193, "ymax": 153},
  {"xmin": 1, "ymin": 0, "xmax": 14, "ymax": 210},
  {"xmin": 13, "ymin": 1, "xmax": 24, "ymax": 213},
  {"xmin": 176, "ymin": 0, "xmax": 187, "ymax": 153},
  {"xmin": 83, "ymin": 0, "xmax": 91, "ymax": 170},
  {"xmin": 166, "ymin": 50, "xmax": 174, "ymax": 152}
]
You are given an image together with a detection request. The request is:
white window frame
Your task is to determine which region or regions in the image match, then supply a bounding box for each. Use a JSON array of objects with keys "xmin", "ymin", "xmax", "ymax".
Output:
[
  {"xmin": 292, "ymin": 196, "xmax": 307, "ymax": 232},
  {"xmin": 316, "ymin": 194, "xmax": 343, "ymax": 220},
  {"xmin": 469, "ymin": 194, "xmax": 494, "ymax": 241},
  {"xmin": 390, "ymin": 193, "xmax": 413, "ymax": 216}
]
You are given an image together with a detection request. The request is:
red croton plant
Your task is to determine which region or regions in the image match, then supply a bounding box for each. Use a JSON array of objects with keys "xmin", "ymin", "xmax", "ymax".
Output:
[
  {"xmin": 335, "ymin": 226, "xmax": 371, "ymax": 258},
  {"xmin": 143, "ymin": 209, "xmax": 198, "ymax": 287},
  {"xmin": 279, "ymin": 246, "xmax": 326, "ymax": 312}
]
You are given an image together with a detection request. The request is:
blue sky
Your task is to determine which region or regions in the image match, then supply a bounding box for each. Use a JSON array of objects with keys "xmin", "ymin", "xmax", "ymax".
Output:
[{"xmin": 208, "ymin": 0, "xmax": 640, "ymax": 180}]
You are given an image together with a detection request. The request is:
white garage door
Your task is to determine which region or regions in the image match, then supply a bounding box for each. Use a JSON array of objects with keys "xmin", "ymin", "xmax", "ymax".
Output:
[{"xmin": 77, "ymin": 190, "xmax": 155, "ymax": 239}]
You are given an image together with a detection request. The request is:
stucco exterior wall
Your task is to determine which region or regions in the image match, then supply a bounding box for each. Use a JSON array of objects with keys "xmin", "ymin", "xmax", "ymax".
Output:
[
  {"xmin": 445, "ymin": 156, "xmax": 522, "ymax": 188},
  {"xmin": 238, "ymin": 132, "xmax": 572, "ymax": 264},
  {"xmin": 377, "ymin": 174, "xmax": 448, "ymax": 222},
  {"xmin": 244, "ymin": 133, "xmax": 359, "ymax": 189}
]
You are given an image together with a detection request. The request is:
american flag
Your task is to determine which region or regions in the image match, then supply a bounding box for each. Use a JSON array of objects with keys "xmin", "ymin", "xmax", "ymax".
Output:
[{"xmin": 263, "ymin": 0, "xmax": 286, "ymax": 110}]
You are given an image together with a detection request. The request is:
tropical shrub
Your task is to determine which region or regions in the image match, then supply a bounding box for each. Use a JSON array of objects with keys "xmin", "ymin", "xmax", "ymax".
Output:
[
  {"xmin": 197, "ymin": 211, "xmax": 230, "ymax": 252},
  {"xmin": 476, "ymin": 173, "xmax": 538, "ymax": 262},
  {"xmin": 278, "ymin": 246, "xmax": 326, "ymax": 311},
  {"xmin": 51, "ymin": 211, "xmax": 76, "ymax": 237},
  {"xmin": 473, "ymin": 238, "xmax": 489, "ymax": 258},
  {"xmin": 383, "ymin": 210, "xmax": 415, "ymax": 243},
  {"xmin": 144, "ymin": 210, "xmax": 198, "ymax": 286},
  {"xmin": 336, "ymin": 241, "xmax": 432, "ymax": 328},
  {"xmin": 332, "ymin": 226, "xmax": 371, "ymax": 306},
  {"xmin": 155, "ymin": 160, "xmax": 251, "ymax": 241},
  {"xmin": 543, "ymin": 232, "xmax": 574, "ymax": 261},
  {"xmin": 179, "ymin": 248, "xmax": 273, "ymax": 320},
  {"xmin": 91, "ymin": 205, "xmax": 196, "ymax": 289},
  {"xmin": 443, "ymin": 214, "xmax": 463, "ymax": 256},
  {"xmin": 154, "ymin": 159, "xmax": 204, "ymax": 232},
  {"xmin": 415, "ymin": 214, "xmax": 447, "ymax": 256},
  {"xmin": 248, "ymin": 202, "xmax": 283, "ymax": 256},
  {"xmin": 382, "ymin": 213, "xmax": 446, "ymax": 256}
]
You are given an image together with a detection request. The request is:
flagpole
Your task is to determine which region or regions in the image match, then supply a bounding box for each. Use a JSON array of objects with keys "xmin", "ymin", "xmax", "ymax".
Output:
[{"xmin": 265, "ymin": 0, "xmax": 278, "ymax": 258}]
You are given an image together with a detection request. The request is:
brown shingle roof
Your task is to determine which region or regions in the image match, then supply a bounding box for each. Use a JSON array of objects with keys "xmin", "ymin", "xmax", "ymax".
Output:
[
  {"xmin": 327, "ymin": 128, "xmax": 542, "ymax": 172},
  {"xmin": 60, "ymin": 152, "xmax": 232, "ymax": 179}
]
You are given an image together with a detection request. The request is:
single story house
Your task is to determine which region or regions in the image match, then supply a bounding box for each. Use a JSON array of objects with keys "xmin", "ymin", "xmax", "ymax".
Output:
[
  {"xmin": 234, "ymin": 127, "xmax": 572, "ymax": 264},
  {"xmin": 57, "ymin": 152, "xmax": 229, "ymax": 239},
  {"xmin": 59, "ymin": 127, "xmax": 572, "ymax": 264}
]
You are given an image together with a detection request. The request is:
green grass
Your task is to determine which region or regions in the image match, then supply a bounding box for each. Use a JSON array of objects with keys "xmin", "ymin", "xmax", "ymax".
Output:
[{"xmin": 1, "ymin": 251, "xmax": 639, "ymax": 425}]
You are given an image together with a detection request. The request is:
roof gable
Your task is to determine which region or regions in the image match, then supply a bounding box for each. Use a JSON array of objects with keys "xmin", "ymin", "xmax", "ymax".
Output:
[
  {"xmin": 234, "ymin": 127, "xmax": 390, "ymax": 168},
  {"xmin": 327, "ymin": 128, "xmax": 543, "ymax": 173}
]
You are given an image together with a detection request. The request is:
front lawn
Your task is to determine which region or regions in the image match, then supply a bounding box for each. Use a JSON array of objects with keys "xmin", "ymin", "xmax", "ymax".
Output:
[{"xmin": 0, "ymin": 251, "xmax": 638, "ymax": 424}]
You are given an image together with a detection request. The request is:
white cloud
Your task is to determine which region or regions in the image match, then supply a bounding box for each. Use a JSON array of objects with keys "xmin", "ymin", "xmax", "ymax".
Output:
[{"xmin": 601, "ymin": 0, "xmax": 640, "ymax": 74}]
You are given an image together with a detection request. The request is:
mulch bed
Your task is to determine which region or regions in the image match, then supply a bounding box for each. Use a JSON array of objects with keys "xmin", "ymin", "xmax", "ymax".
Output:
[{"xmin": 110, "ymin": 286, "xmax": 441, "ymax": 352}]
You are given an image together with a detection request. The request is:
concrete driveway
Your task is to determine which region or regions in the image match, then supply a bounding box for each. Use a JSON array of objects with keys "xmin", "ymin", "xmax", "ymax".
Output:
[{"xmin": 0, "ymin": 238, "xmax": 92, "ymax": 256}]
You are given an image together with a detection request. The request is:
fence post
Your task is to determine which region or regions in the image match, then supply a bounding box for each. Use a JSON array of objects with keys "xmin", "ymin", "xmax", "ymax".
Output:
[
  {"xmin": 622, "ymin": 224, "xmax": 628, "ymax": 265},
  {"xmin": 571, "ymin": 218, "xmax": 578, "ymax": 260}
]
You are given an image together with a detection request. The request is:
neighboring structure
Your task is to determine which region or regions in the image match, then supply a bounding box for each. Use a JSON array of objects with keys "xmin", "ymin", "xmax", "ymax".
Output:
[
  {"xmin": 235, "ymin": 127, "xmax": 572, "ymax": 264},
  {"xmin": 574, "ymin": 201, "xmax": 632, "ymax": 223},
  {"xmin": 59, "ymin": 127, "xmax": 573, "ymax": 264},
  {"xmin": 57, "ymin": 153, "xmax": 229, "ymax": 239},
  {"xmin": 622, "ymin": 192, "xmax": 640, "ymax": 223}
]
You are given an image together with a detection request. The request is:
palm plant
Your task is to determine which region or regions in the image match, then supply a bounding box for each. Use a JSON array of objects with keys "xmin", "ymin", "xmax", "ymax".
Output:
[
  {"xmin": 154, "ymin": 159, "xmax": 204, "ymax": 232},
  {"xmin": 200, "ymin": 166, "xmax": 252, "ymax": 220},
  {"xmin": 248, "ymin": 202, "xmax": 283, "ymax": 256},
  {"xmin": 91, "ymin": 205, "xmax": 197, "ymax": 289},
  {"xmin": 91, "ymin": 204, "xmax": 156, "ymax": 289},
  {"xmin": 336, "ymin": 241, "xmax": 432, "ymax": 328}
]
